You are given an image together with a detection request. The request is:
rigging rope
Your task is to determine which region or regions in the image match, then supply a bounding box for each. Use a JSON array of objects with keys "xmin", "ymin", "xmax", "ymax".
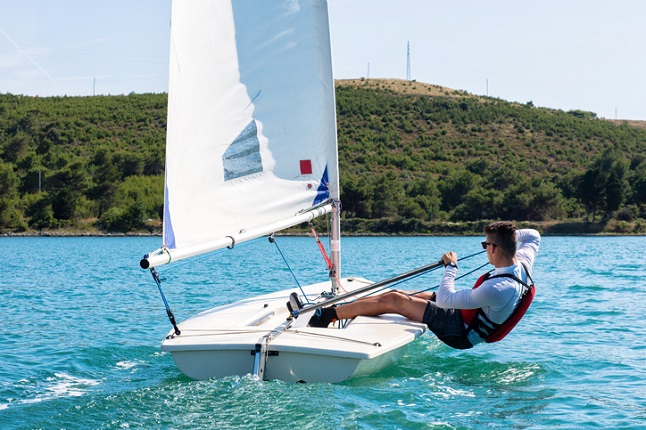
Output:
[
  {"xmin": 269, "ymin": 224, "xmax": 349, "ymax": 305},
  {"xmin": 268, "ymin": 234, "xmax": 311, "ymax": 304},
  {"xmin": 150, "ymin": 268, "xmax": 181, "ymax": 336},
  {"xmin": 311, "ymin": 227, "xmax": 334, "ymax": 272},
  {"xmin": 312, "ymin": 224, "xmax": 347, "ymax": 294}
]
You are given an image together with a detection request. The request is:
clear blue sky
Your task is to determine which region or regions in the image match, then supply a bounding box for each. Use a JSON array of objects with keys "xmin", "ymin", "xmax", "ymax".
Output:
[{"xmin": 2, "ymin": 0, "xmax": 645, "ymax": 120}]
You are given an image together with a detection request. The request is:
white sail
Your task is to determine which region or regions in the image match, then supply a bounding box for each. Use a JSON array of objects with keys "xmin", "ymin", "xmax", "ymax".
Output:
[{"xmin": 152, "ymin": 0, "xmax": 339, "ymax": 265}]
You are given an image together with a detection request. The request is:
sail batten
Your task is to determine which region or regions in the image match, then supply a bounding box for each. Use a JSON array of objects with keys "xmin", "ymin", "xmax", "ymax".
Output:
[{"xmin": 154, "ymin": 0, "xmax": 339, "ymax": 262}]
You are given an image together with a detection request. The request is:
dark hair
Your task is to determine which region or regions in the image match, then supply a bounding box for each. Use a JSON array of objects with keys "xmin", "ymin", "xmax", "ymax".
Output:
[{"xmin": 484, "ymin": 221, "xmax": 517, "ymax": 258}]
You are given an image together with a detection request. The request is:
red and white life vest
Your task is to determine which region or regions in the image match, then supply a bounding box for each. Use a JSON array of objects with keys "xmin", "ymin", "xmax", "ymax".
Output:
[{"xmin": 460, "ymin": 264, "xmax": 535, "ymax": 343}]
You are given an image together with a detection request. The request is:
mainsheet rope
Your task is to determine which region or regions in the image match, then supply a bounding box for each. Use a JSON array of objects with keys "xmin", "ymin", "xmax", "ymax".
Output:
[
  {"xmin": 407, "ymin": 260, "xmax": 490, "ymax": 296},
  {"xmin": 333, "ymin": 251, "xmax": 487, "ymax": 329},
  {"xmin": 354, "ymin": 250, "xmax": 489, "ymax": 299},
  {"xmin": 272, "ymin": 228, "xmax": 488, "ymax": 304}
]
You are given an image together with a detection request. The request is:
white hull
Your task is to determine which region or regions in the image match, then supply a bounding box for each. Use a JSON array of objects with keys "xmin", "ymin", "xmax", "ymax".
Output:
[{"xmin": 161, "ymin": 278, "xmax": 427, "ymax": 383}]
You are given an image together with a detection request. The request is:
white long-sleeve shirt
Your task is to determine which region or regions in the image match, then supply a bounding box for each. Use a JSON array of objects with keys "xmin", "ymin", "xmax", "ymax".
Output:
[{"xmin": 437, "ymin": 229, "xmax": 541, "ymax": 344}]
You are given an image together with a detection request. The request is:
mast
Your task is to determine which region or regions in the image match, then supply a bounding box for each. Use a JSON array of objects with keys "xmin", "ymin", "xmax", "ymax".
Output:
[{"xmin": 330, "ymin": 199, "xmax": 341, "ymax": 294}]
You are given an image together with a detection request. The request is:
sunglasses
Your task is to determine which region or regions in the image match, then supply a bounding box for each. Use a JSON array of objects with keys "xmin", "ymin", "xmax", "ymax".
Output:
[{"xmin": 481, "ymin": 241, "xmax": 496, "ymax": 249}]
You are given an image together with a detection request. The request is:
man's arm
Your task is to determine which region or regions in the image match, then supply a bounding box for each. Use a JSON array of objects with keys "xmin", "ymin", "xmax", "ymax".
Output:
[
  {"xmin": 435, "ymin": 251, "xmax": 508, "ymax": 310},
  {"xmin": 516, "ymin": 229, "xmax": 541, "ymax": 272}
]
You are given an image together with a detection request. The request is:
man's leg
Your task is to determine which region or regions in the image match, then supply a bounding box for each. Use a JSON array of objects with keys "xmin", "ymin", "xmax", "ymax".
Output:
[
  {"xmin": 337, "ymin": 291, "xmax": 429, "ymax": 321},
  {"xmin": 310, "ymin": 291, "xmax": 429, "ymax": 327}
]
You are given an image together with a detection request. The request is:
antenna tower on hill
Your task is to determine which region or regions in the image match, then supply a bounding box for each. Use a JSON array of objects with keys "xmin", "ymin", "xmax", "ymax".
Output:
[{"xmin": 406, "ymin": 41, "xmax": 411, "ymax": 81}]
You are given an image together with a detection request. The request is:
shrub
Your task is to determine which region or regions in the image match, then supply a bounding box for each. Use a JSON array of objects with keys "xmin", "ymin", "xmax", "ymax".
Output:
[{"xmin": 98, "ymin": 201, "xmax": 146, "ymax": 232}]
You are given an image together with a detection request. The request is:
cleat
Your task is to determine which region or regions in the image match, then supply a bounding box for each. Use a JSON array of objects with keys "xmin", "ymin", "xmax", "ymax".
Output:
[
  {"xmin": 286, "ymin": 293, "xmax": 303, "ymax": 318},
  {"xmin": 289, "ymin": 292, "xmax": 304, "ymax": 311}
]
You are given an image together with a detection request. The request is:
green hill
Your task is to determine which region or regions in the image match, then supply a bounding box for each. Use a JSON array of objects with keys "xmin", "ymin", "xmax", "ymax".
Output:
[
  {"xmin": 335, "ymin": 79, "xmax": 646, "ymax": 234},
  {"xmin": 1, "ymin": 79, "xmax": 645, "ymax": 235}
]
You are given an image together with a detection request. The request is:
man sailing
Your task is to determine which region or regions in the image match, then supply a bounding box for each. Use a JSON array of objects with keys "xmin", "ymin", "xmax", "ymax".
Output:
[{"xmin": 306, "ymin": 221, "xmax": 541, "ymax": 349}]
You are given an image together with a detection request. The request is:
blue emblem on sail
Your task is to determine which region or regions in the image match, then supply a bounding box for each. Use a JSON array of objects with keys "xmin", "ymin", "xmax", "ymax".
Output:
[
  {"xmin": 223, "ymin": 120, "xmax": 262, "ymax": 181},
  {"xmin": 313, "ymin": 166, "xmax": 330, "ymax": 205}
]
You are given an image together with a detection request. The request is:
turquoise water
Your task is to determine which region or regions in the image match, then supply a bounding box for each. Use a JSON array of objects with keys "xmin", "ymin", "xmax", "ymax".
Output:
[{"xmin": 1, "ymin": 235, "xmax": 644, "ymax": 429}]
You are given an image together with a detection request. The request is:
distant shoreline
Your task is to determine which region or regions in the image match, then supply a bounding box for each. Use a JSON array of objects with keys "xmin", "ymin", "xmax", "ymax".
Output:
[{"xmin": 2, "ymin": 218, "xmax": 644, "ymax": 237}]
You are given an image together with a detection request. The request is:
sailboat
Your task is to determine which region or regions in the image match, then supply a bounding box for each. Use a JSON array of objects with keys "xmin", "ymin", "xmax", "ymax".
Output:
[{"xmin": 140, "ymin": 0, "xmax": 429, "ymax": 383}]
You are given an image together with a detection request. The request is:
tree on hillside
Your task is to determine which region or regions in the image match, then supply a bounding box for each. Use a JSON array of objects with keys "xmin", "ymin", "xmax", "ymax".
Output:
[
  {"xmin": 88, "ymin": 148, "xmax": 121, "ymax": 218},
  {"xmin": 577, "ymin": 167, "xmax": 606, "ymax": 222},
  {"xmin": 404, "ymin": 175, "xmax": 442, "ymax": 221},
  {"xmin": 504, "ymin": 178, "xmax": 565, "ymax": 221},
  {"xmin": 438, "ymin": 169, "xmax": 480, "ymax": 212},
  {"xmin": 604, "ymin": 170, "xmax": 624, "ymax": 218},
  {"xmin": 340, "ymin": 174, "xmax": 372, "ymax": 218},
  {"xmin": 630, "ymin": 161, "xmax": 646, "ymax": 205},
  {"xmin": 48, "ymin": 161, "xmax": 88, "ymax": 222},
  {"xmin": 577, "ymin": 150, "xmax": 628, "ymax": 221},
  {"xmin": 0, "ymin": 161, "xmax": 23, "ymax": 229},
  {"xmin": 3, "ymin": 133, "xmax": 31, "ymax": 163},
  {"xmin": 452, "ymin": 186, "xmax": 504, "ymax": 221},
  {"xmin": 371, "ymin": 171, "xmax": 405, "ymax": 218}
]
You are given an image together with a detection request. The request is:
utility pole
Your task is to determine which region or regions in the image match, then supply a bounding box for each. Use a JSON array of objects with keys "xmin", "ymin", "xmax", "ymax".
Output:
[{"xmin": 406, "ymin": 41, "xmax": 411, "ymax": 81}]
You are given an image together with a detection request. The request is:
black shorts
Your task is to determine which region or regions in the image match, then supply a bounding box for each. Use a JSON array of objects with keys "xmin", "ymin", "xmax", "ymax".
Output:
[{"xmin": 422, "ymin": 301, "xmax": 474, "ymax": 350}]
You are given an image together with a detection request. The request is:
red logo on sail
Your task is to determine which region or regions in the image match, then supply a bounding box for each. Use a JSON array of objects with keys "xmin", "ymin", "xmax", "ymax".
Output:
[{"xmin": 300, "ymin": 160, "xmax": 313, "ymax": 175}]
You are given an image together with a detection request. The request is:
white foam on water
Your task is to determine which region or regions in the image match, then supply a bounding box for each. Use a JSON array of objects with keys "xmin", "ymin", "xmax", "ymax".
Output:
[
  {"xmin": 116, "ymin": 361, "xmax": 138, "ymax": 370},
  {"xmin": 116, "ymin": 360, "xmax": 151, "ymax": 373},
  {"xmin": 498, "ymin": 364, "xmax": 539, "ymax": 384},
  {"xmin": 13, "ymin": 373, "xmax": 102, "ymax": 406},
  {"xmin": 45, "ymin": 372, "xmax": 100, "ymax": 397}
]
